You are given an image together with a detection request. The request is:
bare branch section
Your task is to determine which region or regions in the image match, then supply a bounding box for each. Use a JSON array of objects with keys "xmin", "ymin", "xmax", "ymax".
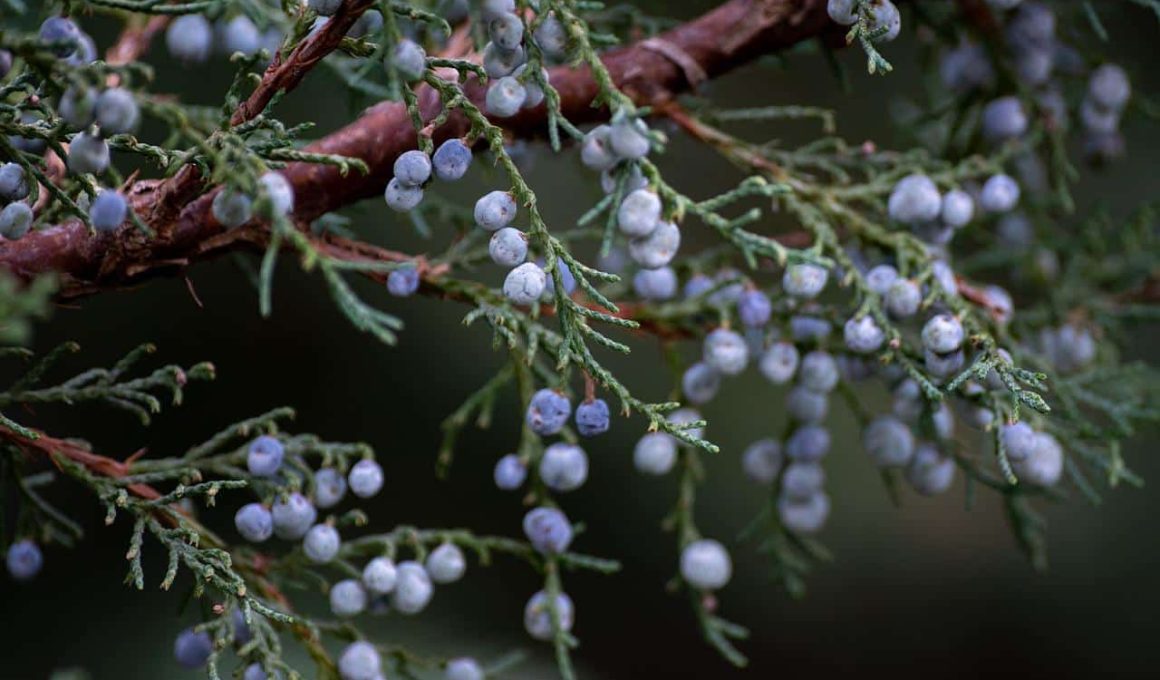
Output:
[{"xmin": 0, "ymin": 0, "xmax": 833, "ymax": 297}]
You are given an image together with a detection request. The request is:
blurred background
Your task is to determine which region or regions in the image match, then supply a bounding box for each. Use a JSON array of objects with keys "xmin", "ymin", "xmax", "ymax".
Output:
[{"xmin": 2, "ymin": 2, "xmax": 1159, "ymax": 678}]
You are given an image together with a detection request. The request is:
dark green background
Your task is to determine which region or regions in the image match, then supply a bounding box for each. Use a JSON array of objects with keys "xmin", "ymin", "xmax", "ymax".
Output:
[{"xmin": 2, "ymin": 3, "xmax": 1158, "ymax": 678}]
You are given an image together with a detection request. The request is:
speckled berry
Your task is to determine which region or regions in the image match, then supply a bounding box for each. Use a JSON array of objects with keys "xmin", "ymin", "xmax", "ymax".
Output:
[
  {"xmin": 921, "ymin": 313, "xmax": 964, "ymax": 354},
  {"xmin": 432, "ymin": 139, "xmax": 473, "ymax": 181},
  {"xmin": 523, "ymin": 506, "xmax": 574, "ymax": 555},
  {"xmin": 503, "ymin": 262, "xmax": 547, "ymax": 305},
  {"xmin": 362, "ymin": 557, "xmax": 398, "ymax": 595},
  {"xmin": 385, "ymin": 178, "xmax": 423, "ymax": 211},
  {"xmin": 524, "ymin": 590, "xmax": 574, "ymax": 641},
  {"xmin": 575, "ymin": 399, "xmax": 610, "ymax": 437}
]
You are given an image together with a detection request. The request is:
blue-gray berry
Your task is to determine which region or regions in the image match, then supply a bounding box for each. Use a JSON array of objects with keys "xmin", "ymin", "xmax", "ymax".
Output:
[
  {"xmin": 95, "ymin": 88, "xmax": 140, "ymax": 136},
  {"xmin": 394, "ymin": 150, "xmax": 432, "ymax": 186},
  {"xmin": 6, "ymin": 539, "xmax": 42, "ymax": 581},
  {"xmin": 799, "ymin": 350, "xmax": 839, "ymax": 393},
  {"xmin": 503, "ymin": 262, "xmax": 547, "ymax": 305},
  {"xmin": 348, "ymin": 459, "xmax": 384, "ymax": 498},
  {"xmin": 489, "ymin": 227, "xmax": 528, "ymax": 267},
  {"xmin": 271, "ymin": 492, "xmax": 317, "ymax": 540},
  {"xmin": 167, "ymin": 15, "xmax": 213, "ymax": 64},
  {"xmin": 781, "ymin": 462, "xmax": 825, "ymax": 501},
  {"xmin": 59, "ymin": 87, "xmax": 97, "ymax": 129},
  {"xmin": 777, "ymin": 492, "xmax": 830, "ymax": 534},
  {"xmin": 575, "ymin": 399, "xmax": 610, "ymax": 437},
  {"xmin": 524, "ymin": 590, "xmax": 574, "ymax": 641},
  {"xmin": 235, "ymin": 503, "xmax": 273, "ymax": 542},
  {"xmin": 482, "ymin": 42, "xmax": 525, "ymax": 78},
  {"xmin": 539, "ymin": 443, "xmax": 588, "ymax": 491},
  {"xmin": 703, "ymin": 328, "xmax": 749, "ymax": 376},
  {"xmin": 396, "ymin": 559, "xmax": 436, "ymax": 612},
  {"xmin": 738, "ymin": 289, "xmax": 772, "ymax": 328},
  {"xmin": 679, "ymin": 539, "xmax": 732, "ymax": 590},
  {"xmin": 259, "ymin": 171, "xmax": 295, "ymax": 216},
  {"xmin": 314, "ymin": 467, "xmax": 347, "ymax": 508},
  {"xmin": 827, "ymin": 0, "xmax": 858, "ymax": 24},
  {"xmin": 924, "ymin": 348, "xmax": 965, "ymax": 381},
  {"xmin": 741, "ymin": 438, "xmax": 782, "ymax": 484},
  {"xmin": 1011, "ymin": 432, "xmax": 1063, "ymax": 486},
  {"xmin": 330, "ymin": 579, "xmax": 368, "ymax": 617},
  {"xmin": 0, "ymin": 163, "xmax": 29, "ymax": 202},
  {"xmin": 446, "ymin": 657, "xmax": 484, "ymax": 680},
  {"xmin": 339, "ymin": 641, "xmax": 381, "ymax": 680},
  {"xmin": 174, "ymin": 628, "xmax": 213, "ymax": 669},
  {"xmin": 1088, "ymin": 63, "xmax": 1130, "ymax": 112},
  {"xmin": 348, "ymin": 11, "xmax": 384, "ymax": 39},
  {"xmin": 1000, "ymin": 421, "xmax": 1036, "ymax": 462},
  {"xmin": 385, "ymin": 178, "xmax": 424, "ymax": 212},
  {"xmin": 67, "ymin": 133, "xmax": 110, "ymax": 175},
  {"xmin": 786, "ymin": 386, "xmax": 828, "ymax": 424},
  {"xmin": 493, "ymin": 454, "xmax": 527, "ymax": 490},
  {"xmin": 486, "ymin": 77, "xmax": 527, "ymax": 118},
  {"xmin": 863, "ymin": 416, "xmax": 915, "ymax": 467},
  {"xmin": 533, "ymin": 15, "xmax": 568, "ymax": 58},
  {"xmin": 247, "ymin": 435, "xmax": 284, "ymax": 477},
  {"xmin": 869, "ymin": 0, "xmax": 901, "ymax": 41},
  {"xmin": 387, "ymin": 265, "xmax": 421, "ymax": 297},
  {"xmin": 940, "ymin": 189, "xmax": 974, "ymax": 227},
  {"xmin": 759, "ymin": 342, "xmax": 799, "ymax": 385},
  {"xmin": 888, "ymin": 174, "xmax": 941, "ymax": 224},
  {"xmin": 979, "ymin": 174, "xmax": 1020, "ymax": 213},
  {"xmin": 362, "ymin": 556, "xmax": 398, "ymax": 595},
  {"xmin": 921, "ymin": 313, "xmax": 964, "ymax": 354},
  {"xmin": 580, "ymin": 125, "xmax": 618, "ymax": 171},
  {"xmin": 212, "ymin": 189, "xmax": 253, "ymax": 229},
  {"xmin": 981, "ymin": 96, "xmax": 1028, "ymax": 142},
  {"xmin": 906, "ymin": 444, "xmax": 956, "ymax": 495},
  {"xmin": 244, "ymin": 663, "xmax": 280, "ymax": 680},
  {"xmin": 609, "ymin": 117, "xmax": 651, "ymax": 160},
  {"xmin": 488, "ymin": 12, "xmax": 525, "ymax": 50},
  {"xmin": 432, "ymin": 139, "xmax": 473, "ymax": 181},
  {"xmin": 523, "ymin": 506, "xmax": 573, "ymax": 554},
  {"xmin": 90, "ymin": 190, "xmax": 128, "ymax": 232},
  {"xmin": 39, "ymin": 17, "xmax": 82, "ymax": 57},
  {"xmin": 617, "ymin": 189, "xmax": 662, "ymax": 237},
  {"xmin": 390, "ymin": 39, "xmax": 427, "ymax": 81},
  {"xmin": 628, "ymin": 220, "xmax": 680, "ymax": 269},
  {"xmin": 634, "ymin": 432, "xmax": 677, "ymax": 475},
  {"xmin": 844, "ymin": 315, "xmax": 886, "ymax": 354},
  {"xmin": 425, "ymin": 542, "xmax": 466, "ymax": 584},
  {"xmin": 885, "ymin": 279, "xmax": 921, "ymax": 318},
  {"xmin": 865, "ymin": 264, "xmax": 899, "ymax": 296},
  {"xmin": 782, "ymin": 263, "xmax": 828, "ymax": 298},
  {"xmin": 526, "ymin": 388, "xmax": 571, "ymax": 435},
  {"xmin": 0, "ymin": 203, "xmax": 33, "ymax": 240},
  {"xmin": 786, "ymin": 424, "xmax": 831, "ymax": 462},
  {"xmin": 304, "ymin": 524, "xmax": 341, "ymax": 564},
  {"xmin": 632, "ymin": 266, "xmax": 677, "ymax": 301},
  {"xmin": 682, "ymin": 362, "xmax": 721, "ymax": 405},
  {"xmin": 474, "ymin": 191, "xmax": 518, "ymax": 231}
]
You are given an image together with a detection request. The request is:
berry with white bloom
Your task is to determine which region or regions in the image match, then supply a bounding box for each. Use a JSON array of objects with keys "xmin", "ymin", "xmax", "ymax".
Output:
[
  {"xmin": 390, "ymin": 39, "xmax": 427, "ymax": 81},
  {"xmin": 489, "ymin": 227, "xmax": 528, "ymax": 267},
  {"xmin": 941, "ymin": 189, "xmax": 974, "ymax": 227},
  {"xmin": 363, "ymin": 557, "xmax": 398, "ymax": 595},
  {"xmin": 703, "ymin": 328, "xmax": 749, "ymax": 376},
  {"xmin": 392, "ymin": 561, "xmax": 434, "ymax": 614},
  {"xmin": 523, "ymin": 506, "xmax": 574, "ymax": 555},
  {"xmin": 888, "ymin": 174, "xmax": 942, "ymax": 224},
  {"xmin": 330, "ymin": 579, "xmax": 368, "ymax": 618},
  {"xmin": 679, "ymin": 539, "xmax": 732, "ymax": 590},
  {"xmin": 234, "ymin": 503, "xmax": 273, "ymax": 542},
  {"xmin": 425, "ymin": 543, "xmax": 467, "ymax": 584},
  {"xmin": 339, "ymin": 641, "xmax": 381, "ymax": 680},
  {"xmin": 432, "ymin": 139, "xmax": 473, "ymax": 181},
  {"xmin": 979, "ymin": 174, "xmax": 1020, "ymax": 213},
  {"xmin": 303, "ymin": 524, "xmax": 341, "ymax": 564},
  {"xmin": 786, "ymin": 386, "xmax": 828, "ymax": 424},
  {"xmin": 524, "ymin": 590, "xmax": 574, "ymax": 641},
  {"xmin": 348, "ymin": 459, "xmax": 384, "ymax": 498},
  {"xmin": 786, "ymin": 425, "xmax": 831, "ymax": 462},
  {"xmin": 314, "ymin": 468, "xmax": 347, "ymax": 508},
  {"xmin": 738, "ymin": 289, "xmax": 773, "ymax": 328},
  {"xmin": 777, "ymin": 492, "xmax": 831, "ymax": 534},
  {"xmin": 682, "ymin": 362, "xmax": 721, "ymax": 405},
  {"xmin": 446, "ymin": 658, "xmax": 485, "ymax": 680},
  {"xmin": 271, "ymin": 492, "xmax": 316, "ymax": 540},
  {"xmin": 617, "ymin": 189, "xmax": 662, "ymax": 237},
  {"xmin": 759, "ymin": 342, "xmax": 800, "ymax": 384},
  {"xmin": 526, "ymin": 388, "xmax": 572, "ymax": 436},
  {"xmin": 475, "ymin": 191, "xmax": 518, "ymax": 231},
  {"xmin": 906, "ymin": 444, "xmax": 956, "ymax": 495},
  {"xmin": 781, "ymin": 463, "xmax": 825, "ymax": 501},
  {"xmin": 539, "ymin": 443, "xmax": 588, "ymax": 491},
  {"xmin": 503, "ymin": 262, "xmax": 547, "ymax": 305},
  {"xmin": 628, "ymin": 221, "xmax": 681, "ymax": 269},
  {"xmin": 393, "ymin": 150, "xmax": 432, "ymax": 186},
  {"xmin": 259, "ymin": 171, "xmax": 294, "ymax": 215},
  {"xmin": 886, "ymin": 279, "xmax": 922, "ymax": 318},
  {"xmin": 247, "ymin": 435, "xmax": 284, "ymax": 477},
  {"xmin": 799, "ymin": 351, "xmax": 839, "ymax": 393},
  {"xmin": 866, "ymin": 264, "xmax": 899, "ymax": 296},
  {"xmin": 844, "ymin": 315, "xmax": 886, "ymax": 354},
  {"xmin": 921, "ymin": 314, "xmax": 965, "ymax": 354},
  {"xmin": 1012, "ymin": 432, "xmax": 1064, "ymax": 486},
  {"xmin": 863, "ymin": 416, "xmax": 916, "ymax": 467},
  {"xmin": 633, "ymin": 266, "xmax": 678, "ymax": 301},
  {"xmin": 634, "ymin": 432, "xmax": 677, "ymax": 475},
  {"xmin": 981, "ymin": 96, "xmax": 1028, "ymax": 142},
  {"xmin": 782, "ymin": 263, "xmax": 828, "ymax": 298},
  {"xmin": 827, "ymin": 0, "xmax": 858, "ymax": 25},
  {"xmin": 493, "ymin": 454, "xmax": 527, "ymax": 490},
  {"xmin": 741, "ymin": 438, "xmax": 782, "ymax": 484}
]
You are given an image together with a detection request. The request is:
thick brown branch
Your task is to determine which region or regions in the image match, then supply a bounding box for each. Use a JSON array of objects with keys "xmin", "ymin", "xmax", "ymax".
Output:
[{"xmin": 0, "ymin": 0, "xmax": 834, "ymax": 297}]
